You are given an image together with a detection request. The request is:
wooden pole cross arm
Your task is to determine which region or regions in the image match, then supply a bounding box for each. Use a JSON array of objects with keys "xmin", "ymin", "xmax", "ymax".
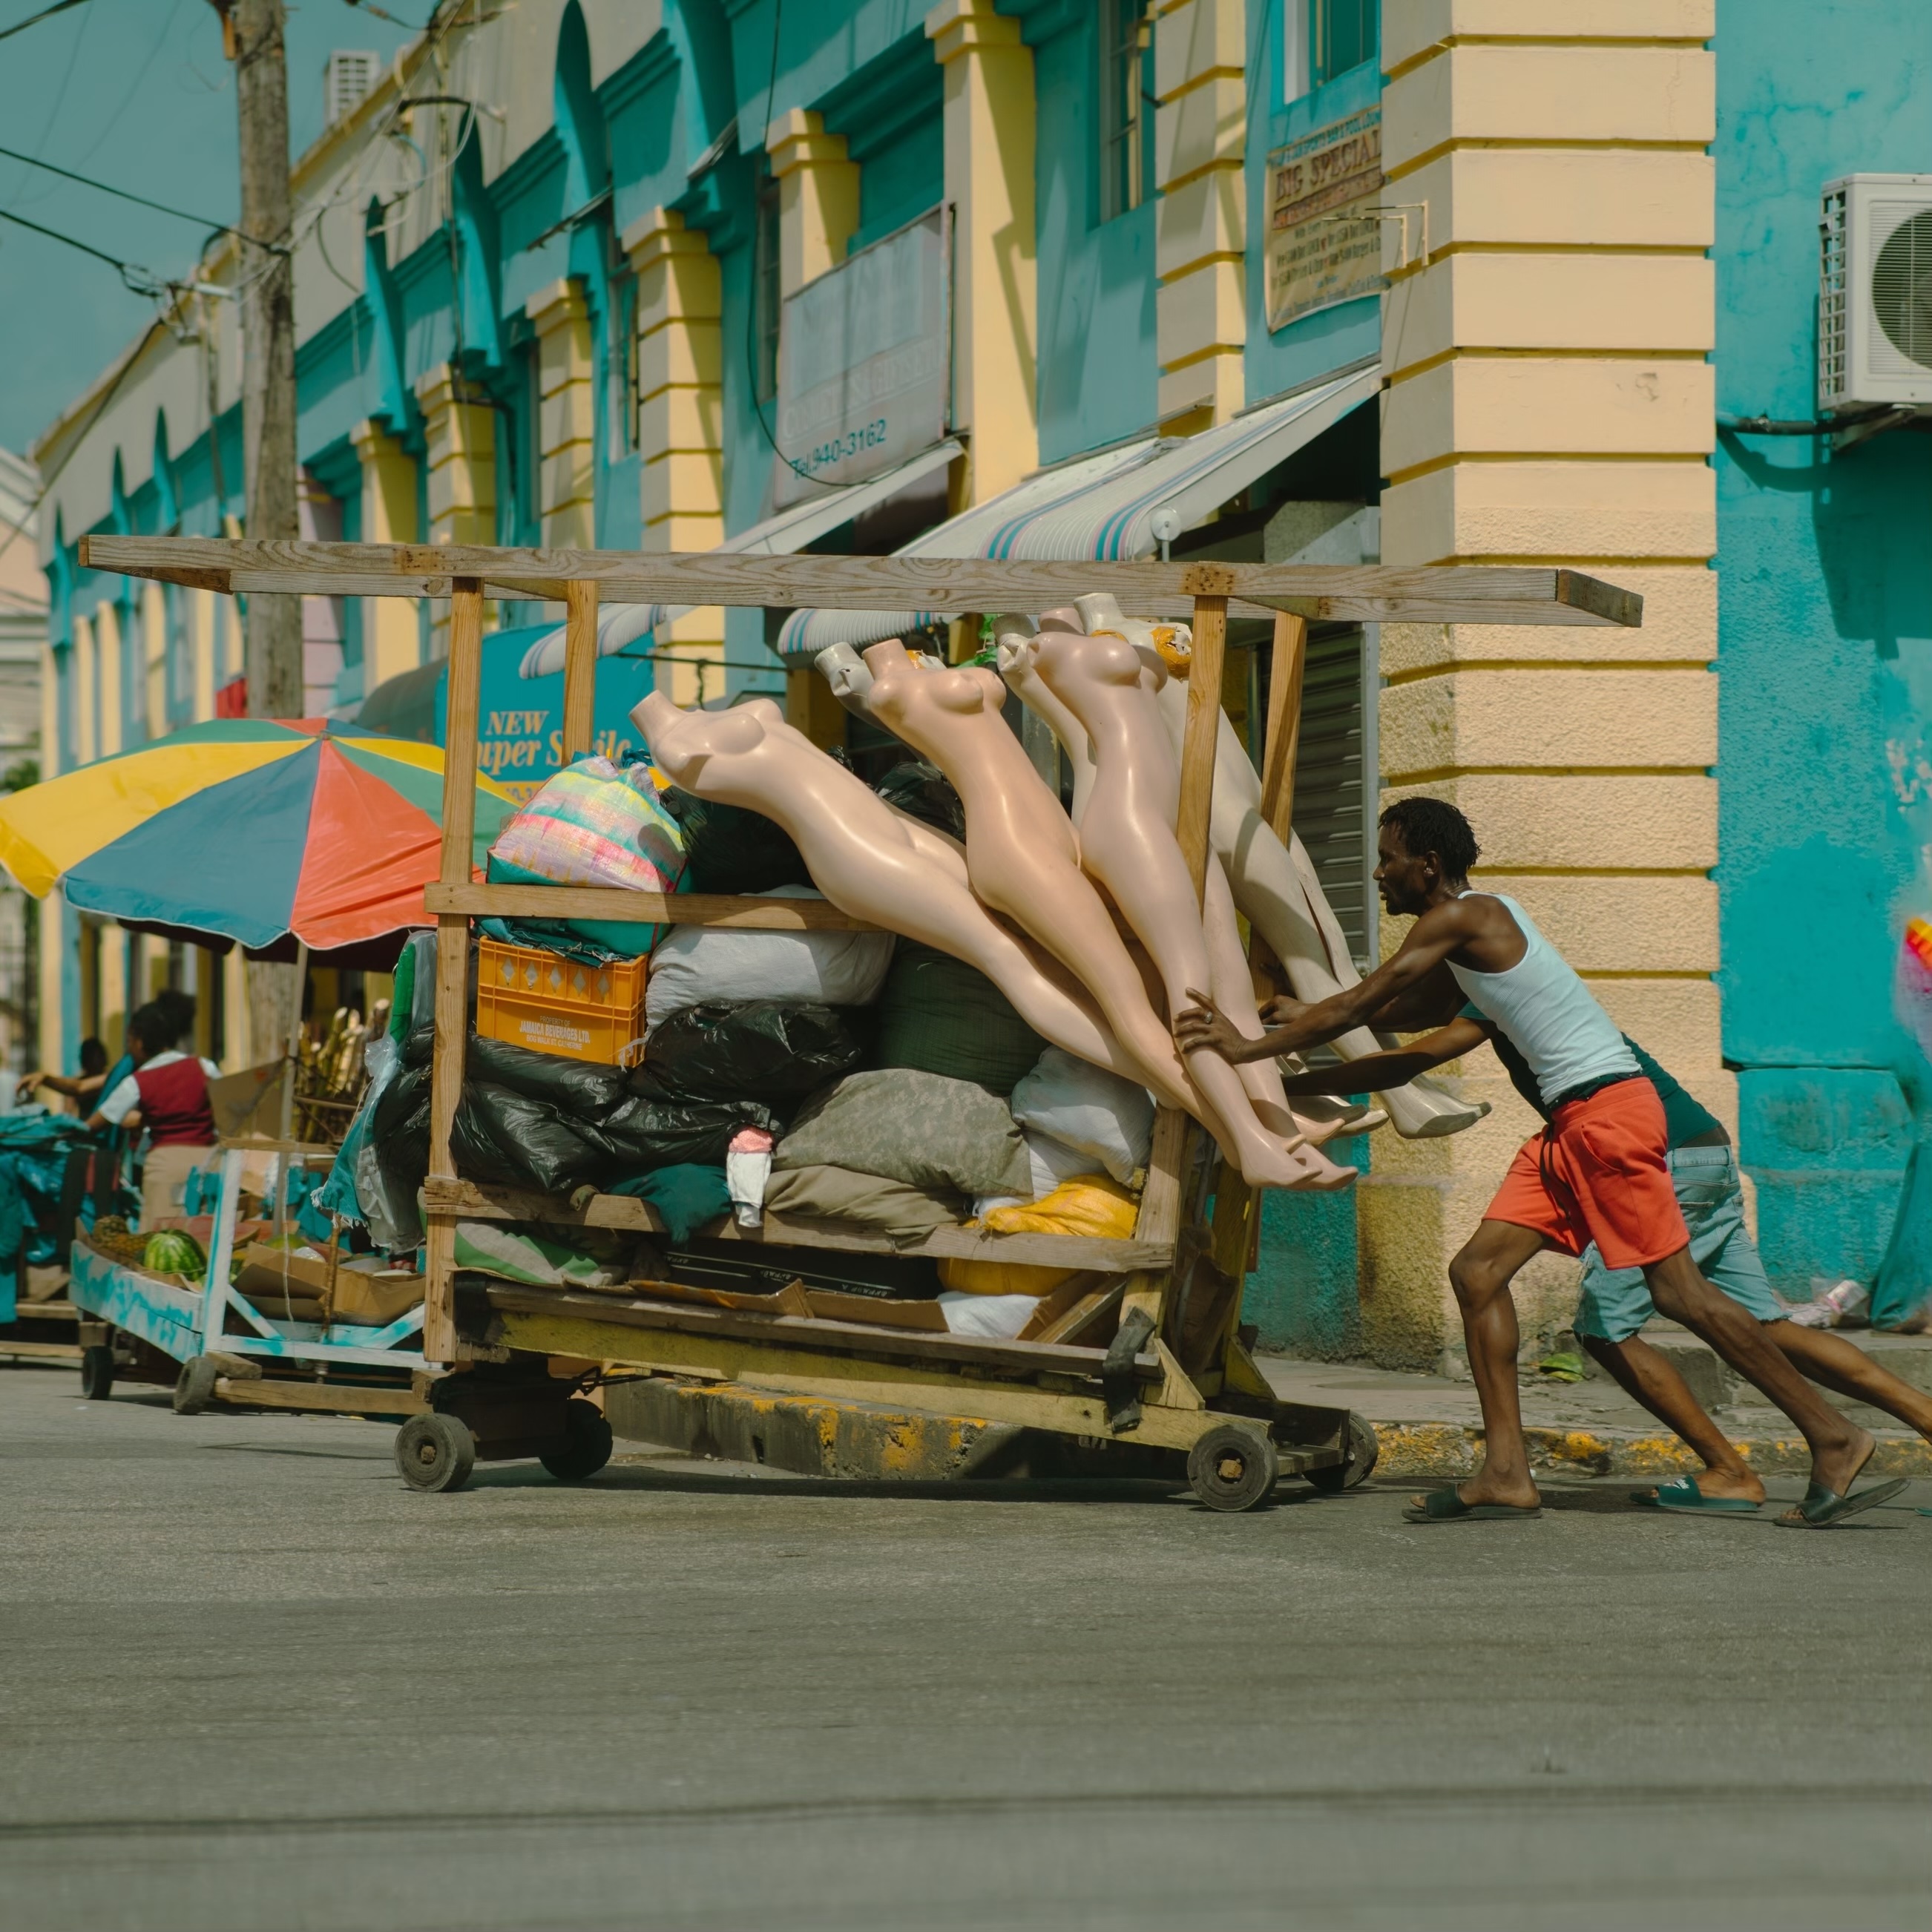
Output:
[{"xmin": 73, "ymin": 538, "xmax": 1645, "ymax": 629}]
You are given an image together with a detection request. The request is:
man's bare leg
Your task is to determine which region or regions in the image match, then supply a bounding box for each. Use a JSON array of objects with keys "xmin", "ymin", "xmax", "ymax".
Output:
[
  {"xmin": 1419, "ymin": 1218, "xmax": 1548, "ymax": 1511},
  {"xmin": 1770, "ymin": 1321, "xmax": 1932, "ymax": 1442},
  {"xmin": 1581, "ymin": 1333, "xmax": 1767, "ymax": 1505},
  {"xmin": 1643, "ymin": 1249, "xmax": 1873, "ymax": 1494}
]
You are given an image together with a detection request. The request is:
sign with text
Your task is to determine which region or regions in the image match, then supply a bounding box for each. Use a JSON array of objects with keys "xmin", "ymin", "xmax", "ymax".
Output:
[
  {"xmin": 775, "ymin": 206, "xmax": 950, "ymax": 507},
  {"xmin": 1266, "ymin": 105, "xmax": 1385, "ymax": 331}
]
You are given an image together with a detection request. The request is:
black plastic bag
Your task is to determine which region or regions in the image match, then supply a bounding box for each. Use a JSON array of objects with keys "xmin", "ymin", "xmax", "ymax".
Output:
[
  {"xmin": 659, "ymin": 789, "xmax": 815, "ymax": 895},
  {"xmin": 593, "ymin": 1093, "xmax": 781, "ymax": 1172},
  {"xmin": 454, "ymin": 1082, "xmax": 610, "ymax": 1195},
  {"xmin": 629, "ymin": 999, "xmax": 865, "ymax": 1111},
  {"xmin": 466, "ymin": 1032, "xmax": 631, "ymax": 1117},
  {"xmin": 872, "ymin": 759, "xmax": 967, "ymax": 842}
]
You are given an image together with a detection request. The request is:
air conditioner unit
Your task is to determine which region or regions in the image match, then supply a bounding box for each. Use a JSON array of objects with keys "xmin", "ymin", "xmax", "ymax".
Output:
[
  {"xmin": 1818, "ymin": 173, "xmax": 1932, "ymax": 412},
  {"xmin": 324, "ymin": 50, "xmax": 380, "ymax": 129}
]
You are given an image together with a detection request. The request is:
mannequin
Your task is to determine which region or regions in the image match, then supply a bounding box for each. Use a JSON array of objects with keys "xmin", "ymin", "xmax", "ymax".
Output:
[
  {"xmin": 863, "ymin": 638, "xmax": 1335, "ymax": 1191},
  {"xmin": 1071, "ymin": 592, "xmax": 1485, "ymax": 1142},
  {"xmin": 999, "ymin": 628, "xmax": 1350, "ymax": 1192},
  {"xmin": 632, "ymin": 693, "xmax": 1154, "ymax": 1091},
  {"xmin": 855, "ymin": 639, "xmax": 1299, "ymax": 1174}
]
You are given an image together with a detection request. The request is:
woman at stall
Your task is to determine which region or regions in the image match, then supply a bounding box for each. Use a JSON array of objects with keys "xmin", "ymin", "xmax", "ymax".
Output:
[{"xmin": 86, "ymin": 999, "xmax": 219, "ymax": 1227}]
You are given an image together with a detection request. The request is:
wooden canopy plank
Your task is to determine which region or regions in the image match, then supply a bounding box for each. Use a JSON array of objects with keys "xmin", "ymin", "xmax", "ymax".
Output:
[
  {"xmin": 424, "ymin": 881, "xmax": 882, "ymax": 930},
  {"xmin": 76, "ymin": 537, "xmax": 1644, "ymax": 628}
]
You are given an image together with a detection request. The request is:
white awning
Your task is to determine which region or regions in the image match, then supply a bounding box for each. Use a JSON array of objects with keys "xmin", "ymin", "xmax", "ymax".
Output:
[
  {"xmin": 774, "ymin": 364, "xmax": 1380, "ymax": 660},
  {"xmin": 516, "ymin": 437, "xmax": 962, "ymax": 678}
]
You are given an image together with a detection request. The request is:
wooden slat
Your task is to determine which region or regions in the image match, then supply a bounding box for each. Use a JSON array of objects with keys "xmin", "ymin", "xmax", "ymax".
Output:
[
  {"xmin": 213, "ymin": 1378, "xmax": 425, "ymax": 1416},
  {"xmin": 76, "ymin": 538, "xmax": 1644, "ymax": 628},
  {"xmin": 479, "ymin": 1283, "xmax": 1167, "ymax": 1384},
  {"xmin": 424, "ymin": 578, "xmax": 484, "ymax": 1363},
  {"xmin": 425, "ymin": 1176, "xmax": 1174, "ymax": 1273},
  {"xmin": 1256, "ymin": 610, "xmax": 1308, "ymax": 844},
  {"xmin": 423, "ymin": 882, "xmax": 882, "ymax": 930},
  {"xmin": 562, "ymin": 579, "xmax": 597, "ymax": 759}
]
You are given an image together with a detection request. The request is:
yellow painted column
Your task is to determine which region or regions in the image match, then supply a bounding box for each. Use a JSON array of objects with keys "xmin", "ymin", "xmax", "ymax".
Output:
[
  {"xmin": 190, "ymin": 588, "xmax": 216, "ymax": 721},
  {"xmin": 37, "ymin": 886, "xmax": 63, "ymax": 1069},
  {"xmin": 351, "ymin": 418, "xmax": 423, "ymax": 689},
  {"xmin": 72, "ymin": 616, "xmax": 96, "ymax": 764},
  {"xmin": 526, "ymin": 278, "xmax": 597, "ymax": 548},
  {"xmin": 766, "ymin": 109, "xmax": 859, "ymax": 294},
  {"xmin": 415, "ymin": 364, "xmax": 499, "ymax": 657},
  {"xmin": 1153, "ymin": 0, "xmax": 1246, "ymax": 430},
  {"xmin": 926, "ymin": 0, "xmax": 1037, "ymax": 505},
  {"xmin": 142, "ymin": 581, "xmax": 167, "ymax": 738},
  {"xmin": 625, "ymin": 208, "xmax": 726, "ymax": 706},
  {"xmin": 1365, "ymin": 0, "xmax": 1721, "ymax": 1370},
  {"xmin": 97, "ymin": 923, "xmax": 126, "ymax": 1059},
  {"xmin": 93, "ymin": 605, "xmax": 122, "ymax": 757}
]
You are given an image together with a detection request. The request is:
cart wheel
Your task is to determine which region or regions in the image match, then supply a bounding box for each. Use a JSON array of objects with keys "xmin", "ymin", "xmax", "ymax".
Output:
[
  {"xmin": 172, "ymin": 1355, "xmax": 220, "ymax": 1416},
  {"xmin": 1304, "ymin": 1411, "xmax": 1380, "ymax": 1494},
  {"xmin": 539, "ymin": 1400, "xmax": 614, "ymax": 1482},
  {"xmin": 79, "ymin": 1346, "xmax": 116, "ymax": 1402},
  {"xmin": 1186, "ymin": 1423, "xmax": 1279, "ymax": 1513},
  {"xmin": 395, "ymin": 1413, "xmax": 476, "ymax": 1494}
]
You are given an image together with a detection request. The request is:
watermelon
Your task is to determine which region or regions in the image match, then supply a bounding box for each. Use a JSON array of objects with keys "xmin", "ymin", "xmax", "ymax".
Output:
[{"xmin": 143, "ymin": 1230, "xmax": 207, "ymax": 1276}]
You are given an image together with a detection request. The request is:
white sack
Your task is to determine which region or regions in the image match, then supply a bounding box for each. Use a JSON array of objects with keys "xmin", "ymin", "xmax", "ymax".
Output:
[
  {"xmin": 939, "ymin": 1291, "xmax": 1039, "ymax": 1339},
  {"xmin": 1008, "ymin": 1048, "xmax": 1156, "ymax": 1186},
  {"xmin": 645, "ymin": 885, "xmax": 896, "ymax": 1027}
]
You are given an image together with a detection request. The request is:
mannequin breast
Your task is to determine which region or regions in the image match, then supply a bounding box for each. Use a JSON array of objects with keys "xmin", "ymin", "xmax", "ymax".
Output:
[{"xmin": 1030, "ymin": 630, "xmax": 1181, "ymax": 823}]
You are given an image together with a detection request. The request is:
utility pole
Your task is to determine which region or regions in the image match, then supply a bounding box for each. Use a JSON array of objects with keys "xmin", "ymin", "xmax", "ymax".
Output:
[
  {"xmin": 214, "ymin": 0, "xmax": 303, "ymax": 718},
  {"xmin": 212, "ymin": 0, "xmax": 304, "ymax": 1074}
]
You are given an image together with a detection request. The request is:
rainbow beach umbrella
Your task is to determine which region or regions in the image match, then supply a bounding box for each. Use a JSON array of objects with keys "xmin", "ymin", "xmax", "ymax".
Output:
[{"xmin": 0, "ymin": 720, "xmax": 519, "ymax": 951}]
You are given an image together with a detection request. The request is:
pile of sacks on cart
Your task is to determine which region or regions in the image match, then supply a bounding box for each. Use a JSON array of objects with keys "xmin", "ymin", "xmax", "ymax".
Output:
[{"xmin": 330, "ymin": 752, "xmax": 1160, "ymax": 1341}]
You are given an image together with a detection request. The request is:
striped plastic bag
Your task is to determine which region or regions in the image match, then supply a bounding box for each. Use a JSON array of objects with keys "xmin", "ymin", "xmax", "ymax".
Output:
[{"xmin": 489, "ymin": 755, "xmax": 684, "ymax": 892}]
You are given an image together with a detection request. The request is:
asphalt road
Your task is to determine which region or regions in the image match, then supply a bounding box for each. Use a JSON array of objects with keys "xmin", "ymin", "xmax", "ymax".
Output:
[{"xmin": 2, "ymin": 1364, "xmax": 1928, "ymax": 1932}]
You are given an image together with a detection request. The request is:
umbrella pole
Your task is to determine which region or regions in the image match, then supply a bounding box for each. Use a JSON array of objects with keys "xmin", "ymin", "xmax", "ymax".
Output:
[{"xmin": 278, "ymin": 941, "xmax": 306, "ymax": 1146}]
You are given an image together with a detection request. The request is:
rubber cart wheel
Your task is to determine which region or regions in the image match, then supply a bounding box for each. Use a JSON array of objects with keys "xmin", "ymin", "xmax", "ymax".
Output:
[
  {"xmin": 539, "ymin": 1399, "xmax": 614, "ymax": 1482},
  {"xmin": 172, "ymin": 1355, "xmax": 220, "ymax": 1416},
  {"xmin": 79, "ymin": 1345, "xmax": 116, "ymax": 1402},
  {"xmin": 1186, "ymin": 1422, "xmax": 1279, "ymax": 1513},
  {"xmin": 1304, "ymin": 1411, "xmax": 1380, "ymax": 1494},
  {"xmin": 395, "ymin": 1413, "xmax": 476, "ymax": 1494}
]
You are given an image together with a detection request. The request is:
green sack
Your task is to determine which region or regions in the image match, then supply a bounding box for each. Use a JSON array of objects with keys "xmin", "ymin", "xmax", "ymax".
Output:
[{"xmin": 872, "ymin": 942, "xmax": 1045, "ymax": 1097}]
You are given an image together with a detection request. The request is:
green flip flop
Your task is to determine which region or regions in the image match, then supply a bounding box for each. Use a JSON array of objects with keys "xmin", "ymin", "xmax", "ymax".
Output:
[
  {"xmin": 1776, "ymin": 1476, "xmax": 1910, "ymax": 1528},
  {"xmin": 1402, "ymin": 1487, "xmax": 1541, "ymax": 1524},
  {"xmin": 1632, "ymin": 1476, "xmax": 1761, "ymax": 1515}
]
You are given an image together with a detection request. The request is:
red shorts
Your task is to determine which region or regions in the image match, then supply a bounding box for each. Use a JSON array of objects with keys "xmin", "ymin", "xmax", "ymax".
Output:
[{"xmin": 1485, "ymin": 1077, "xmax": 1689, "ymax": 1272}]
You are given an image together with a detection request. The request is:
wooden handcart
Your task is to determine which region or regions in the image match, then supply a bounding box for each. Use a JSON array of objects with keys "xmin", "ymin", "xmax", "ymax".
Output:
[{"xmin": 80, "ymin": 536, "xmax": 1640, "ymax": 1508}]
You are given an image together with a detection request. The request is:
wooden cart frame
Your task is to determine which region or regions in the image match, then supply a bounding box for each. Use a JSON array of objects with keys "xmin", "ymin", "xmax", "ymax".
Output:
[{"xmin": 80, "ymin": 536, "xmax": 1640, "ymax": 1508}]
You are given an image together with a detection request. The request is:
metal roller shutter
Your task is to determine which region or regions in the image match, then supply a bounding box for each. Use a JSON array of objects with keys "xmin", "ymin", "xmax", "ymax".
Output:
[{"xmin": 1290, "ymin": 626, "xmax": 1373, "ymax": 973}]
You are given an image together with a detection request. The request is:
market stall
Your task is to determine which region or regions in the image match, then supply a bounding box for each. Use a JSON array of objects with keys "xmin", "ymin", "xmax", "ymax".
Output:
[{"xmin": 79, "ymin": 536, "xmax": 1641, "ymax": 1508}]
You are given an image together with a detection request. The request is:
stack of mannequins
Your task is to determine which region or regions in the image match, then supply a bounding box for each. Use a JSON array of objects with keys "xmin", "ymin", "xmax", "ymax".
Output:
[{"xmin": 631, "ymin": 592, "xmax": 1485, "ymax": 1195}]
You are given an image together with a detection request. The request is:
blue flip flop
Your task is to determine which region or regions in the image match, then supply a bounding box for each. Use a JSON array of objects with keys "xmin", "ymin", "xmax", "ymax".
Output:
[
  {"xmin": 1776, "ymin": 1476, "xmax": 1909, "ymax": 1528},
  {"xmin": 1402, "ymin": 1487, "xmax": 1541, "ymax": 1524},
  {"xmin": 1632, "ymin": 1476, "xmax": 1760, "ymax": 1515}
]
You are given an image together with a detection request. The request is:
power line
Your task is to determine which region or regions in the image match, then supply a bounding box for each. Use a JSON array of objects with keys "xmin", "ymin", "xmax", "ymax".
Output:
[
  {"xmin": 0, "ymin": 143, "xmax": 266, "ymax": 249},
  {"xmin": 0, "ymin": 203, "xmax": 168, "ymax": 295},
  {"xmin": 0, "ymin": 0, "xmax": 88, "ymax": 45}
]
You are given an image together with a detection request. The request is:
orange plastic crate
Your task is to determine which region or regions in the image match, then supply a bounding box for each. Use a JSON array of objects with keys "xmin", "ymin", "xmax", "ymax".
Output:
[{"xmin": 475, "ymin": 937, "xmax": 647, "ymax": 1065}]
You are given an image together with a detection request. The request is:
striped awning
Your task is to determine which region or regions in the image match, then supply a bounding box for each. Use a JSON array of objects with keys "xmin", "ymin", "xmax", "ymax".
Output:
[
  {"xmin": 772, "ymin": 363, "xmax": 1380, "ymax": 660},
  {"xmin": 517, "ymin": 437, "xmax": 962, "ymax": 678}
]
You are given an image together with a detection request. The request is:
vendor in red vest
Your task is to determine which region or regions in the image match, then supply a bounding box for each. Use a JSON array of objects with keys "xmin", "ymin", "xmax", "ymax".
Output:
[{"xmin": 88, "ymin": 999, "xmax": 220, "ymax": 1228}]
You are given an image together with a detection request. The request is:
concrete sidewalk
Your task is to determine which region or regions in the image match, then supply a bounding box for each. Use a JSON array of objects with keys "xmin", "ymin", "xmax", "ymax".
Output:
[{"xmin": 1262, "ymin": 1327, "xmax": 1932, "ymax": 1481}]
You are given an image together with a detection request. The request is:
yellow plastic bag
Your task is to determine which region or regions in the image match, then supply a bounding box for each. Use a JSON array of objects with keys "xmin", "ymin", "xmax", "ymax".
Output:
[
  {"xmin": 981, "ymin": 1174, "xmax": 1140, "ymax": 1241},
  {"xmin": 936, "ymin": 1257, "xmax": 1074, "ymax": 1298}
]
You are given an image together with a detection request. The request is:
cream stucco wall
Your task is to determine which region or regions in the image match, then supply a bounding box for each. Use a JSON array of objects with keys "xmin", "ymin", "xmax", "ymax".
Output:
[{"xmin": 1367, "ymin": 0, "xmax": 1722, "ymax": 1369}]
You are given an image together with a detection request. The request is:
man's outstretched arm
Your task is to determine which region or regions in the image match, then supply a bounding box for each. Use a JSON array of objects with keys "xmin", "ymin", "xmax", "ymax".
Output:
[
  {"xmin": 1174, "ymin": 901, "xmax": 1483, "ymax": 1065},
  {"xmin": 1273, "ymin": 1014, "xmax": 1493, "ymax": 1096}
]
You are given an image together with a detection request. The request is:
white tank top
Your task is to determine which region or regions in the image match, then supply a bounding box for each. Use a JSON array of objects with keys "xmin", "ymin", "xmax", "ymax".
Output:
[{"xmin": 1446, "ymin": 893, "xmax": 1638, "ymax": 1107}]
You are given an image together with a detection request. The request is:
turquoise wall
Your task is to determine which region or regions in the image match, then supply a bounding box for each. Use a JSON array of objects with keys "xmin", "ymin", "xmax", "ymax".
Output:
[{"xmin": 1713, "ymin": 0, "xmax": 1932, "ymax": 1301}]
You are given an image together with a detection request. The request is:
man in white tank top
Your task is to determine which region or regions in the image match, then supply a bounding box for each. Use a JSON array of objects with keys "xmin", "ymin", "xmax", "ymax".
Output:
[{"xmin": 1176, "ymin": 797, "xmax": 1900, "ymax": 1529}]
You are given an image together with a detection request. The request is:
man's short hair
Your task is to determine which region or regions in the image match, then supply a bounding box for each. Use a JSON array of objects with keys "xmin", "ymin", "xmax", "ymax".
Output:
[{"xmin": 1379, "ymin": 796, "xmax": 1480, "ymax": 878}]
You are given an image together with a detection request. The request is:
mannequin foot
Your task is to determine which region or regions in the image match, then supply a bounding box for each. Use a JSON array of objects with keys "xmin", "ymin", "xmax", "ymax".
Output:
[
  {"xmin": 1233, "ymin": 1134, "xmax": 1356, "ymax": 1191},
  {"xmin": 1283, "ymin": 1140, "xmax": 1358, "ymax": 1190},
  {"xmin": 1381, "ymin": 1076, "xmax": 1491, "ymax": 1140}
]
